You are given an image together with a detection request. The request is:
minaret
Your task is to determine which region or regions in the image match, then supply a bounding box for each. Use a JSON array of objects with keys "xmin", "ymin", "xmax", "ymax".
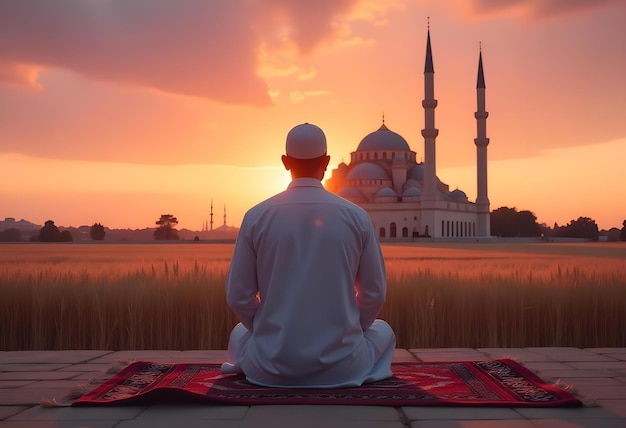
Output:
[
  {"xmin": 421, "ymin": 24, "xmax": 439, "ymax": 201},
  {"xmin": 210, "ymin": 199, "xmax": 214, "ymax": 231},
  {"xmin": 223, "ymin": 204, "xmax": 227, "ymax": 227},
  {"xmin": 474, "ymin": 46, "xmax": 491, "ymax": 237}
]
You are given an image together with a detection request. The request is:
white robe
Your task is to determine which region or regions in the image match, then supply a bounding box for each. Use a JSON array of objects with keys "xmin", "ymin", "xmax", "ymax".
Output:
[{"xmin": 222, "ymin": 178, "xmax": 395, "ymax": 388}]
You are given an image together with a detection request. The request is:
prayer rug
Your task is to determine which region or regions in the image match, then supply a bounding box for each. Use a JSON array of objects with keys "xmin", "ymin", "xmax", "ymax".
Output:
[{"xmin": 73, "ymin": 359, "xmax": 581, "ymax": 407}]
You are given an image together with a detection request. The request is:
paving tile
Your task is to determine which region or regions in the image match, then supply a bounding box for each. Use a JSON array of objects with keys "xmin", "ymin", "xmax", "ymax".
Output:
[
  {"xmin": 20, "ymin": 380, "xmax": 82, "ymax": 389},
  {"xmin": 538, "ymin": 369, "xmax": 619, "ymax": 379},
  {"xmin": 530, "ymin": 419, "xmax": 626, "ymax": 428},
  {"xmin": 596, "ymin": 400, "xmax": 626, "ymax": 418},
  {"xmin": 606, "ymin": 354, "xmax": 626, "ymax": 361},
  {"xmin": 245, "ymin": 404, "xmax": 400, "ymax": 421},
  {"xmin": 171, "ymin": 350, "xmax": 229, "ymax": 363},
  {"xmin": 88, "ymin": 350, "xmax": 182, "ymax": 364},
  {"xmin": 7, "ymin": 405, "xmax": 146, "ymax": 421},
  {"xmin": 567, "ymin": 362, "xmax": 626, "ymax": 370},
  {"xmin": 0, "ymin": 388, "xmax": 68, "ymax": 405},
  {"xmin": 402, "ymin": 406, "xmax": 523, "ymax": 420},
  {"xmin": 393, "ymin": 349, "xmax": 417, "ymax": 362},
  {"xmin": 0, "ymin": 364, "xmax": 70, "ymax": 372},
  {"xmin": 408, "ymin": 349, "xmax": 489, "ymax": 362},
  {"xmin": 410, "ymin": 420, "xmax": 537, "ymax": 427},
  {"xmin": 571, "ymin": 385, "xmax": 626, "ymax": 400},
  {"xmin": 0, "ymin": 351, "xmax": 112, "ymax": 364},
  {"xmin": 0, "ymin": 421, "xmax": 118, "ymax": 427},
  {"xmin": 560, "ymin": 377, "xmax": 625, "ymax": 387},
  {"xmin": 133, "ymin": 404, "xmax": 248, "ymax": 420},
  {"xmin": 58, "ymin": 364, "xmax": 115, "ymax": 373},
  {"xmin": 520, "ymin": 361, "xmax": 574, "ymax": 372},
  {"xmin": 0, "ymin": 372, "xmax": 77, "ymax": 381},
  {"xmin": 514, "ymin": 406, "xmax": 616, "ymax": 419},
  {"xmin": 117, "ymin": 419, "xmax": 405, "ymax": 428},
  {"xmin": 477, "ymin": 348, "xmax": 550, "ymax": 362},
  {"xmin": 584, "ymin": 348, "xmax": 626, "ymax": 354},
  {"xmin": 0, "ymin": 406, "xmax": 29, "ymax": 420},
  {"xmin": 0, "ymin": 381, "xmax": 34, "ymax": 388}
]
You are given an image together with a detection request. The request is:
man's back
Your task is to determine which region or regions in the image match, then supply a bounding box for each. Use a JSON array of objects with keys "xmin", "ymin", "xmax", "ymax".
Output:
[{"xmin": 226, "ymin": 178, "xmax": 387, "ymax": 387}]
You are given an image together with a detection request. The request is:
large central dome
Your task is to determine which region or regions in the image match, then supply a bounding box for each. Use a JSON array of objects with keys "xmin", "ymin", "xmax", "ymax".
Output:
[{"xmin": 356, "ymin": 123, "xmax": 411, "ymax": 152}]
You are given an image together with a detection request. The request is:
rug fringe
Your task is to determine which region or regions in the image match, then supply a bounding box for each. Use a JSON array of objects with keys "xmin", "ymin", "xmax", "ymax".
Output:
[{"xmin": 40, "ymin": 358, "xmax": 135, "ymax": 407}]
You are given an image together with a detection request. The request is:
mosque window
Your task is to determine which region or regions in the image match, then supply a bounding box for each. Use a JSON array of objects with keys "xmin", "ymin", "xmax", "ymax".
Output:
[
  {"xmin": 402, "ymin": 227, "xmax": 408, "ymax": 238},
  {"xmin": 379, "ymin": 227, "xmax": 386, "ymax": 238},
  {"xmin": 390, "ymin": 222, "xmax": 397, "ymax": 238},
  {"xmin": 441, "ymin": 221, "xmax": 444, "ymax": 236}
]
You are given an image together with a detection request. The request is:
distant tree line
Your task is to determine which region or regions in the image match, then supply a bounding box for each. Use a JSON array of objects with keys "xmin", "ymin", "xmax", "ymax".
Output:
[
  {"xmin": 490, "ymin": 206, "xmax": 609, "ymax": 241},
  {"xmin": 1, "ymin": 211, "xmax": 625, "ymax": 242}
]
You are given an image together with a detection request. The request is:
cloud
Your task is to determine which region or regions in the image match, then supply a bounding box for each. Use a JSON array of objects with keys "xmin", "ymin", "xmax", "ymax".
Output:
[
  {"xmin": 289, "ymin": 89, "xmax": 331, "ymax": 103},
  {"xmin": 0, "ymin": 0, "xmax": 396, "ymax": 106},
  {"xmin": 461, "ymin": 0, "xmax": 623, "ymax": 19}
]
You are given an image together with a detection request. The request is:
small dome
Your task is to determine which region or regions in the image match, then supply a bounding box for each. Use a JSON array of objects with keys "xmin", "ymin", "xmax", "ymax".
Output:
[
  {"xmin": 402, "ymin": 178, "xmax": 420, "ymax": 191},
  {"xmin": 356, "ymin": 124, "xmax": 411, "ymax": 152},
  {"xmin": 338, "ymin": 187, "xmax": 364, "ymax": 201},
  {"xmin": 375, "ymin": 187, "xmax": 397, "ymax": 197},
  {"xmin": 407, "ymin": 164, "xmax": 424, "ymax": 181},
  {"xmin": 449, "ymin": 189, "xmax": 468, "ymax": 201},
  {"xmin": 402, "ymin": 187, "xmax": 422, "ymax": 197},
  {"xmin": 346, "ymin": 162, "xmax": 389, "ymax": 181}
]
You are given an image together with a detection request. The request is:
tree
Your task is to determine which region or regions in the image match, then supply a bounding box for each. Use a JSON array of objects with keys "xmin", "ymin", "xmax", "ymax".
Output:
[
  {"xmin": 38, "ymin": 220, "xmax": 62, "ymax": 242},
  {"xmin": 90, "ymin": 223, "xmax": 106, "ymax": 240},
  {"xmin": 0, "ymin": 228, "xmax": 21, "ymax": 242},
  {"xmin": 60, "ymin": 230, "xmax": 73, "ymax": 242},
  {"xmin": 154, "ymin": 214, "xmax": 180, "ymax": 240},
  {"xmin": 558, "ymin": 217, "xmax": 599, "ymax": 241},
  {"xmin": 620, "ymin": 220, "xmax": 626, "ymax": 242},
  {"xmin": 490, "ymin": 206, "xmax": 542, "ymax": 237}
]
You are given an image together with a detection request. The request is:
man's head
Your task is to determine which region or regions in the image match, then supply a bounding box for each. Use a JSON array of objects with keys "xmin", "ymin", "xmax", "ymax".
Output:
[{"xmin": 282, "ymin": 123, "xmax": 330, "ymax": 180}]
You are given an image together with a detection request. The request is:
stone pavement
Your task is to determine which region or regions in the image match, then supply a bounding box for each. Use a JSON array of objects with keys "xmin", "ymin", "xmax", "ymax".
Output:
[{"xmin": 1, "ymin": 347, "xmax": 625, "ymax": 427}]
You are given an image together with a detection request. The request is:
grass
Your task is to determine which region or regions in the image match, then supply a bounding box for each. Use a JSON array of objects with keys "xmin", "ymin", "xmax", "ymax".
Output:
[{"xmin": 1, "ymin": 242, "xmax": 625, "ymax": 350}]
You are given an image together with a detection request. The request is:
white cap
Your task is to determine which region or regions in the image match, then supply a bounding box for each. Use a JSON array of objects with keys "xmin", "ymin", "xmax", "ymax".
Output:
[{"xmin": 285, "ymin": 123, "xmax": 327, "ymax": 159}]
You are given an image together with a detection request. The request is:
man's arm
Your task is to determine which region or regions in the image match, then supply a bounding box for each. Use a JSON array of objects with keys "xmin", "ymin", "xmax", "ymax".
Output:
[
  {"xmin": 225, "ymin": 225, "xmax": 259, "ymax": 331},
  {"xmin": 355, "ymin": 222, "xmax": 387, "ymax": 331}
]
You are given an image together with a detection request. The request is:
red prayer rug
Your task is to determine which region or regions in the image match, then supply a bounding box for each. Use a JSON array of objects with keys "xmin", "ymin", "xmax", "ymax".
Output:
[{"xmin": 73, "ymin": 359, "xmax": 581, "ymax": 407}]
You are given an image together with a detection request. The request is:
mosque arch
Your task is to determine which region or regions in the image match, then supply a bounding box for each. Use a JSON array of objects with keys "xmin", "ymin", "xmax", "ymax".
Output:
[
  {"xmin": 379, "ymin": 227, "xmax": 386, "ymax": 238},
  {"xmin": 390, "ymin": 222, "xmax": 397, "ymax": 238}
]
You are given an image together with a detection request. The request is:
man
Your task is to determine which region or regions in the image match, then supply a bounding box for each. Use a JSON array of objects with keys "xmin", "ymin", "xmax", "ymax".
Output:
[{"xmin": 221, "ymin": 123, "xmax": 395, "ymax": 388}]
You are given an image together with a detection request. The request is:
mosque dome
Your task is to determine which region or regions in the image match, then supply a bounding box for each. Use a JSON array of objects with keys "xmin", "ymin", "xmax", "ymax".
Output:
[
  {"xmin": 375, "ymin": 187, "xmax": 397, "ymax": 197},
  {"xmin": 338, "ymin": 187, "xmax": 365, "ymax": 201},
  {"xmin": 346, "ymin": 162, "xmax": 389, "ymax": 181},
  {"xmin": 402, "ymin": 178, "xmax": 420, "ymax": 191},
  {"xmin": 407, "ymin": 164, "xmax": 424, "ymax": 181},
  {"xmin": 402, "ymin": 187, "xmax": 422, "ymax": 197},
  {"xmin": 449, "ymin": 189, "xmax": 468, "ymax": 201},
  {"xmin": 356, "ymin": 123, "xmax": 411, "ymax": 152}
]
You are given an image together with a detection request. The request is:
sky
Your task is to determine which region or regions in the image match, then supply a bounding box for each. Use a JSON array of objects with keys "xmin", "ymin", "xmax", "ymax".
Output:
[{"xmin": 1, "ymin": 0, "xmax": 625, "ymax": 231}]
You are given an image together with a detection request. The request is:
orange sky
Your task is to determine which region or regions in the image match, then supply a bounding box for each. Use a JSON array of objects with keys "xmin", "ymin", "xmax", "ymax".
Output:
[{"xmin": 1, "ymin": 0, "xmax": 625, "ymax": 231}]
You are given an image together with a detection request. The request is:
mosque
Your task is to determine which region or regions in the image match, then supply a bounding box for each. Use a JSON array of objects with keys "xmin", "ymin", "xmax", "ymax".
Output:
[{"xmin": 325, "ymin": 29, "xmax": 491, "ymax": 241}]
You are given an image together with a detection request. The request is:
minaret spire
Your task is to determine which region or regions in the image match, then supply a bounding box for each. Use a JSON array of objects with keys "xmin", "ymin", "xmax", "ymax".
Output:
[
  {"xmin": 421, "ymin": 22, "xmax": 439, "ymax": 202},
  {"xmin": 210, "ymin": 199, "xmax": 214, "ymax": 231},
  {"xmin": 474, "ymin": 44, "xmax": 490, "ymax": 237}
]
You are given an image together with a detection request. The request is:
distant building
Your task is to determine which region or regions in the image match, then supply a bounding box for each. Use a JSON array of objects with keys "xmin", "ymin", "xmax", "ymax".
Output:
[
  {"xmin": 0, "ymin": 217, "xmax": 40, "ymax": 235},
  {"xmin": 325, "ymin": 28, "xmax": 491, "ymax": 241}
]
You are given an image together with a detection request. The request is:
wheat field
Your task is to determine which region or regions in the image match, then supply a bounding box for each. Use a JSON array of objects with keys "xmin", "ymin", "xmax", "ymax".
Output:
[{"xmin": 1, "ymin": 242, "xmax": 625, "ymax": 350}]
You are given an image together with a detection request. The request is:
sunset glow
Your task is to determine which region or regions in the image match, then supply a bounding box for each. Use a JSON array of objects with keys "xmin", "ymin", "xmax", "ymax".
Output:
[{"xmin": 1, "ymin": 1, "xmax": 624, "ymax": 231}]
